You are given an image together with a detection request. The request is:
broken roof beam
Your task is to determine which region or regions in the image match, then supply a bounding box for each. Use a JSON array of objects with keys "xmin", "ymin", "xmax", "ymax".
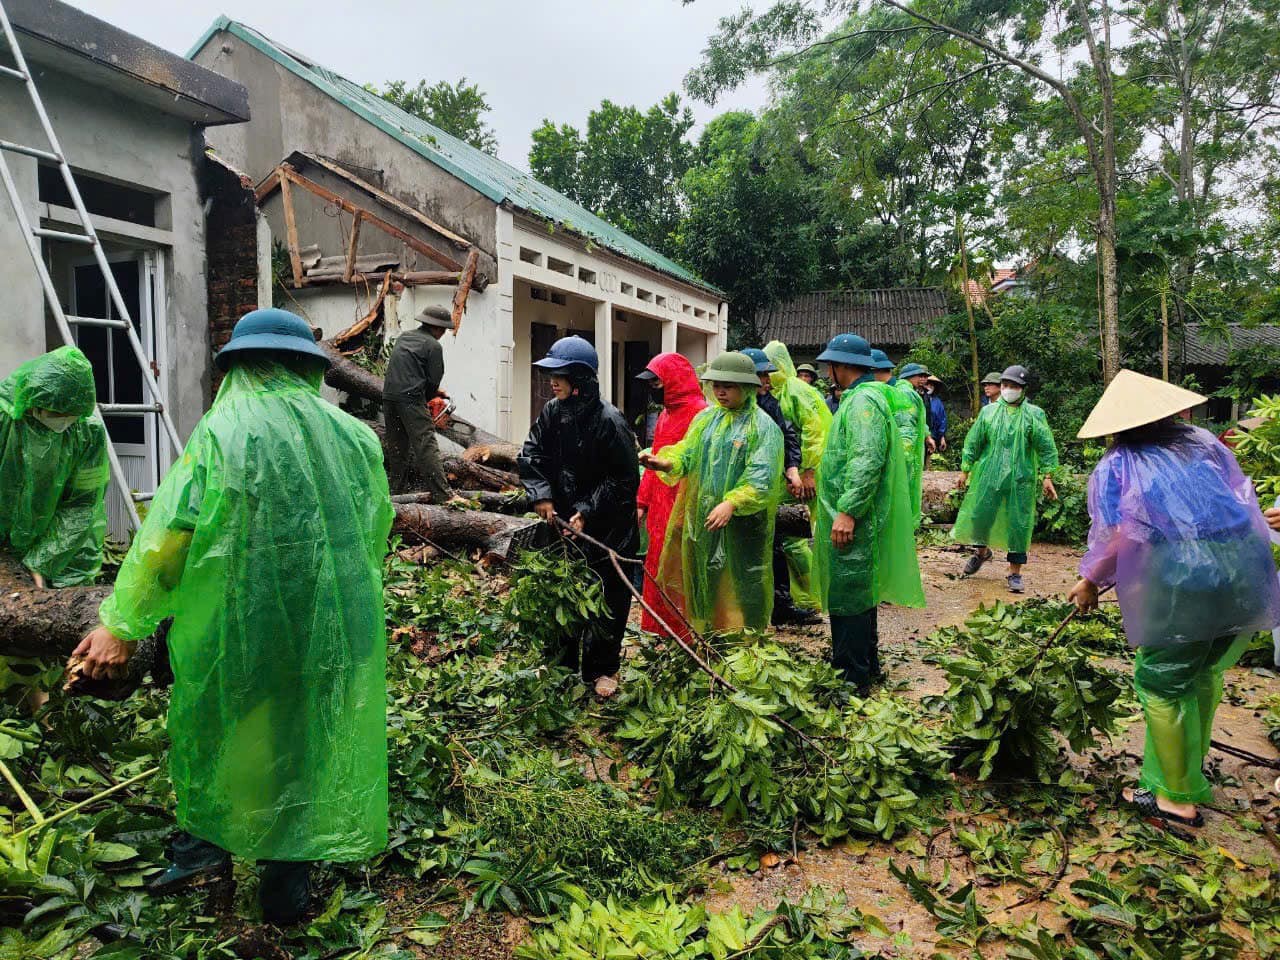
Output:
[
  {"xmin": 261, "ymin": 163, "xmax": 465, "ymax": 273},
  {"xmin": 343, "ymin": 211, "xmax": 363, "ymax": 284},
  {"xmin": 301, "ymin": 268, "xmax": 491, "ymax": 289}
]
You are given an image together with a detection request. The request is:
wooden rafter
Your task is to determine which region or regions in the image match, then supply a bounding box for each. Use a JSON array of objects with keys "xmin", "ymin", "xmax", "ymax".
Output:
[
  {"xmin": 343, "ymin": 211, "xmax": 363, "ymax": 284},
  {"xmin": 260, "ymin": 163, "xmax": 465, "ymax": 274},
  {"xmin": 450, "ymin": 248, "xmax": 481, "ymax": 333},
  {"xmin": 276, "ymin": 166, "xmax": 304, "ymax": 288}
]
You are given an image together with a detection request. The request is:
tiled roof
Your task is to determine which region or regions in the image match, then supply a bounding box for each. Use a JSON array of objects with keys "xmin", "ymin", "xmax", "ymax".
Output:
[
  {"xmin": 1184, "ymin": 323, "xmax": 1280, "ymax": 366},
  {"xmin": 756, "ymin": 288, "xmax": 949, "ymax": 350},
  {"xmin": 188, "ymin": 17, "xmax": 719, "ymax": 295}
]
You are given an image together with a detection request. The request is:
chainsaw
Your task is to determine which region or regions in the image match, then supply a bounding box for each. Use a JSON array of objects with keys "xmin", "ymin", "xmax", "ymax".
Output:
[{"xmin": 427, "ymin": 396, "xmax": 455, "ymax": 428}]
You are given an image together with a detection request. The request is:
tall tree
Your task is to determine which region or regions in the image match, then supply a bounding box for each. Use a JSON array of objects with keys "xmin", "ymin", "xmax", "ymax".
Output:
[
  {"xmin": 689, "ymin": 0, "xmax": 1137, "ymax": 382},
  {"xmin": 676, "ymin": 111, "xmax": 822, "ymax": 341},
  {"xmin": 367, "ymin": 78, "xmax": 499, "ymax": 155},
  {"xmin": 529, "ymin": 94, "xmax": 695, "ymax": 254}
]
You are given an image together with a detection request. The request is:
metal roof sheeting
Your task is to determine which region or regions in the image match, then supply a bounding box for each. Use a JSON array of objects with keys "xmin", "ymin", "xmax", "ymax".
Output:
[
  {"xmin": 756, "ymin": 288, "xmax": 949, "ymax": 349},
  {"xmin": 188, "ymin": 17, "xmax": 719, "ymax": 295},
  {"xmin": 1184, "ymin": 323, "xmax": 1280, "ymax": 366}
]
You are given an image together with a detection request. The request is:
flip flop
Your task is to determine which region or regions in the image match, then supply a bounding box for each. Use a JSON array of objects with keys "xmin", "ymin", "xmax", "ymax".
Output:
[{"xmin": 1126, "ymin": 788, "xmax": 1204, "ymax": 828}]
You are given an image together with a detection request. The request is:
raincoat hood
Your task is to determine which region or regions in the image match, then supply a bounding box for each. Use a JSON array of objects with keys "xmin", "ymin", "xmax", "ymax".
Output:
[
  {"xmin": 646, "ymin": 353, "xmax": 703, "ymax": 411},
  {"xmin": 762, "ymin": 340, "xmax": 833, "ymax": 472},
  {"xmin": 10, "ymin": 346, "xmax": 97, "ymax": 420},
  {"xmin": 764, "ymin": 340, "xmax": 799, "ymax": 381}
]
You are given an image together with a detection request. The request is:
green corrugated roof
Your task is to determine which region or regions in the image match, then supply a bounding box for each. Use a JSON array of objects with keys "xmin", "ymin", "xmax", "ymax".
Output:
[{"xmin": 188, "ymin": 17, "xmax": 720, "ymax": 295}]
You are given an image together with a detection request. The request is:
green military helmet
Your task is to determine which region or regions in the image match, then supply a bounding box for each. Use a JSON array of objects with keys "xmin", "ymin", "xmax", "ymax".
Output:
[{"xmin": 699, "ymin": 351, "xmax": 762, "ymax": 386}]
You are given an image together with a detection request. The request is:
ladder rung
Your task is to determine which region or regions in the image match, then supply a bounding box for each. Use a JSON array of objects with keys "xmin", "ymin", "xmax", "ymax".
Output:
[
  {"xmin": 131, "ymin": 491, "xmax": 155, "ymax": 503},
  {"xmin": 67, "ymin": 314, "xmax": 127, "ymax": 329},
  {"xmin": 100, "ymin": 403, "xmax": 163, "ymax": 414},
  {"xmin": 0, "ymin": 64, "xmax": 26, "ymax": 81},
  {"xmin": 0, "ymin": 139, "xmax": 59, "ymax": 163},
  {"xmin": 32, "ymin": 226, "xmax": 93, "ymax": 245}
]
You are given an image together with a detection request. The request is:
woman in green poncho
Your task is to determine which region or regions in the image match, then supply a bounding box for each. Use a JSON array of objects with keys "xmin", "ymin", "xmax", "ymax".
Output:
[
  {"xmin": 0, "ymin": 346, "xmax": 109, "ymax": 587},
  {"xmin": 812, "ymin": 335, "xmax": 924, "ymax": 691},
  {"xmin": 953, "ymin": 364, "xmax": 1059, "ymax": 594},
  {"xmin": 72, "ymin": 309, "xmax": 394, "ymax": 924},
  {"xmin": 640, "ymin": 352, "xmax": 784, "ymax": 633}
]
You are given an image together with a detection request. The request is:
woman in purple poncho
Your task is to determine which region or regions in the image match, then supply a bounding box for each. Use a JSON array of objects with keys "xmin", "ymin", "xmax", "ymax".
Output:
[{"xmin": 1068, "ymin": 371, "xmax": 1280, "ymax": 828}]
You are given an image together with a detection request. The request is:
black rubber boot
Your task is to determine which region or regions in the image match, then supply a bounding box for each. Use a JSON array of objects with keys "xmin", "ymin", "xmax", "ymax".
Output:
[
  {"xmin": 146, "ymin": 831, "xmax": 231, "ymax": 895},
  {"xmin": 259, "ymin": 860, "xmax": 312, "ymax": 925}
]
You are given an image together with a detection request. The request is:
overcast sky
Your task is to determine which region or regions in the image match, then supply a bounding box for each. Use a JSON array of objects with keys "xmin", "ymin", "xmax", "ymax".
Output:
[{"xmin": 70, "ymin": 0, "xmax": 771, "ymax": 167}]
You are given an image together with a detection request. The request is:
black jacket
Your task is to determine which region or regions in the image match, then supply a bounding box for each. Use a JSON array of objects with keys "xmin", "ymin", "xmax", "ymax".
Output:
[
  {"xmin": 518, "ymin": 380, "xmax": 640, "ymax": 557},
  {"xmin": 383, "ymin": 327, "xmax": 444, "ymax": 403},
  {"xmin": 757, "ymin": 391, "xmax": 802, "ymax": 472}
]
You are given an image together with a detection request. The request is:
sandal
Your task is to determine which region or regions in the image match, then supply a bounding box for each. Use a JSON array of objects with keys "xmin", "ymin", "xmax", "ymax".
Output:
[{"xmin": 1126, "ymin": 788, "xmax": 1204, "ymax": 827}]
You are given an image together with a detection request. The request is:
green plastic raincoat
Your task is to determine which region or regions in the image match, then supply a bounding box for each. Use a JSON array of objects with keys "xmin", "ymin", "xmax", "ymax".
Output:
[
  {"xmin": 890, "ymin": 379, "xmax": 927, "ymax": 525},
  {"xmin": 656, "ymin": 392, "xmax": 784, "ymax": 632},
  {"xmin": 763, "ymin": 341, "xmax": 831, "ymax": 609},
  {"xmin": 99, "ymin": 358, "xmax": 394, "ymax": 862},
  {"xmin": 952, "ymin": 399, "xmax": 1059, "ymax": 554},
  {"xmin": 813, "ymin": 379, "xmax": 924, "ymax": 615},
  {"xmin": 0, "ymin": 347, "xmax": 108, "ymax": 586}
]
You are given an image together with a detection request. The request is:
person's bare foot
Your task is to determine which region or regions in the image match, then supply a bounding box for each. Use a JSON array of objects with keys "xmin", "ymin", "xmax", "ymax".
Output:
[
  {"xmin": 593, "ymin": 675, "xmax": 619, "ymax": 699},
  {"xmin": 1123, "ymin": 786, "xmax": 1201, "ymax": 825}
]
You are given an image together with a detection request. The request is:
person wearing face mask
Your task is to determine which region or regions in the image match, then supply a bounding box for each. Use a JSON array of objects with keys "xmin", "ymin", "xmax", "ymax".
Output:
[
  {"xmin": 640, "ymin": 352, "xmax": 784, "ymax": 633},
  {"xmin": 0, "ymin": 346, "xmax": 109, "ymax": 588},
  {"xmin": 953, "ymin": 364, "xmax": 1060, "ymax": 593},
  {"xmin": 634, "ymin": 352, "xmax": 706, "ymax": 637},
  {"xmin": 520, "ymin": 336, "xmax": 639, "ymax": 698}
]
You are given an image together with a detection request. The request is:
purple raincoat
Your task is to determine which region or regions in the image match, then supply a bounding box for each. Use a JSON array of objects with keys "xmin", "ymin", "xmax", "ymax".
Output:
[{"xmin": 1080, "ymin": 422, "xmax": 1280, "ymax": 649}]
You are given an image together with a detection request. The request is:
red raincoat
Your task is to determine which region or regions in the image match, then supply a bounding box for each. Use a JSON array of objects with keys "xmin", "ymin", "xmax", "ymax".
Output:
[{"xmin": 637, "ymin": 352, "xmax": 706, "ymax": 635}]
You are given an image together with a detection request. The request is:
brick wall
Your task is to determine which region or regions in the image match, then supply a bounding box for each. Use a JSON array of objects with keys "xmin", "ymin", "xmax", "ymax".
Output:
[{"xmin": 201, "ymin": 154, "xmax": 259, "ymax": 400}]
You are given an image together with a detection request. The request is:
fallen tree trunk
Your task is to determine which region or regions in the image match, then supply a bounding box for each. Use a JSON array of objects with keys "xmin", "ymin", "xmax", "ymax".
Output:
[
  {"xmin": 392, "ymin": 502, "xmax": 546, "ymax": 560},
  {"xmin": 321, "ymin": 342, "xmax": 384, "ymax": 399},
  {"xmin": 441, "ymin": 456, "xmax": 520, "ymax": 492},
  {"xmin": 459, "ymin": 441, "xmax": 520, "ymax": 472}
]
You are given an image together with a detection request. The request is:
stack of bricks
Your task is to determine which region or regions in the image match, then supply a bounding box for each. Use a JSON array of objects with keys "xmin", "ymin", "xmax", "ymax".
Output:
[{"xmin": 201, "ymin": 154, "xmax": 259, "ymax": 399}]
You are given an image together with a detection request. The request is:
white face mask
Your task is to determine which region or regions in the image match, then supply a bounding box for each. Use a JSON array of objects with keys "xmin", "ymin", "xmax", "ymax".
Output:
[
  {"xmin": 32, "ymin": 411, "xmax": 78, "ymax": 433},
  {"xmin": 1000, "ymin": 386, "xmax": 1024, "ymax": 404}
]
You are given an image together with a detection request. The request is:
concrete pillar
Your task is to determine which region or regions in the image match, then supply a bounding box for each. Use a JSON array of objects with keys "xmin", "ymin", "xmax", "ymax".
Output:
[
  {"xmin": 715, "ymin": 302, "xmax": 730, "ymax": 355},
  {"xmin": 594, "ymin": 299, "xmax": 613, "ymax": 403},
  {"xmin": 660, "ymin": 317, "xmax": 677, "ymax": 354}
]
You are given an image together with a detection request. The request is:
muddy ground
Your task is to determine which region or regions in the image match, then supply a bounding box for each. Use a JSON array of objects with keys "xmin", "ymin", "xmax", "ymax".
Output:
[{"xmin": 423, "ymin": 541, "xmax": 1280, "ymax": 959}]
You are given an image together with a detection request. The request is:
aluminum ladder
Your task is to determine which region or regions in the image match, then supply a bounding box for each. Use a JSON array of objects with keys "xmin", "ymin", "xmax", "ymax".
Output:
[{"xmin": 0, "ymin": 1, "xmax": 182, "ymax": 531}]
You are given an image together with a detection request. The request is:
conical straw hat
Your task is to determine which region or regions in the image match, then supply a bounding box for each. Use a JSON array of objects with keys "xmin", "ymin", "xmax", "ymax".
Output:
[{"xmin": 1077, "ymin": 369, "xmax": 1206, "ymax": 439}]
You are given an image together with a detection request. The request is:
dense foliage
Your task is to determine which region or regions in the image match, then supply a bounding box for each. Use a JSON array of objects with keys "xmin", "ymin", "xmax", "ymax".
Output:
[
  {"xmin": 925, "ymin": 601, "xmax": 1130, "ymax": 780},
  {"xmin": 614, "ymin": 633, "xmax": 951, "ymax": 841}
]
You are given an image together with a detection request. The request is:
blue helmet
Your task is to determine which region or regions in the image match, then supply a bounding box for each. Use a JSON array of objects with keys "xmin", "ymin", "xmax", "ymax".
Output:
[
  {"xmin": 215, "ymin": 308, "xmax": 331, "ymax": 371},
  {"xmin": 739, "ymin": 348, "xmax": 776, "ymax": 374},
  {"xmin": 869, "ymin": 348, "xmax": 895, "ymax": 371},
  {"xmin": 532, "ymin": 335, "xmax": 598, "ymax": 374},
  {"xmin": 898, "ymin": 362, "xmax": 930, "ymax": 379},
  {"xmin": 816, "ymin": 333, "xmax": 875, "ymax": 368}
]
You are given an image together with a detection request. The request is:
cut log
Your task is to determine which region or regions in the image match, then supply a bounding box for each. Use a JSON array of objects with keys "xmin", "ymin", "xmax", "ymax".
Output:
[
  {"xmin": 392, "ymin": 502, "xmax": 547, "ymax": 561},
  {"xmin": 395, "ymin": 490, "xmax": 531, "ymax": 513},
  {"xmin": 460, "ymin": 441, "xmax": 520, "ymax": 472},
  {"xmin": 776, "ymin": 504, "xmax": 812, "ymax": 539},
  {"xmin": 442, "ymin": 456, "xmax": 520, "ymax": 492}
]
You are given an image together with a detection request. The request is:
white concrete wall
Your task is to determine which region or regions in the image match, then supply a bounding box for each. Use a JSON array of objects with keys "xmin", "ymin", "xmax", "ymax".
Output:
[{"xmin": 0, "ymin": 67, "xmax": 214, "ymax": 441}]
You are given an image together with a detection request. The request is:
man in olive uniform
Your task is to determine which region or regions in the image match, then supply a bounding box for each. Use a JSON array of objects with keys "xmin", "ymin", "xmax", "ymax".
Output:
[{"xmin": 383, "ymin": 306, "xmax": 455, "ymax": 500}]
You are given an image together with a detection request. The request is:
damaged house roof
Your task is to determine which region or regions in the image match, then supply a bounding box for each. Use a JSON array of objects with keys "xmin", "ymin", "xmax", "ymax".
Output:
[
  {"xmin": 188, "ymin": 17, "xmax": 719, "ymax": 295},
  {"xmin": 6, "ymin": 0, "xmax": 248, "ymax": 125}
]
